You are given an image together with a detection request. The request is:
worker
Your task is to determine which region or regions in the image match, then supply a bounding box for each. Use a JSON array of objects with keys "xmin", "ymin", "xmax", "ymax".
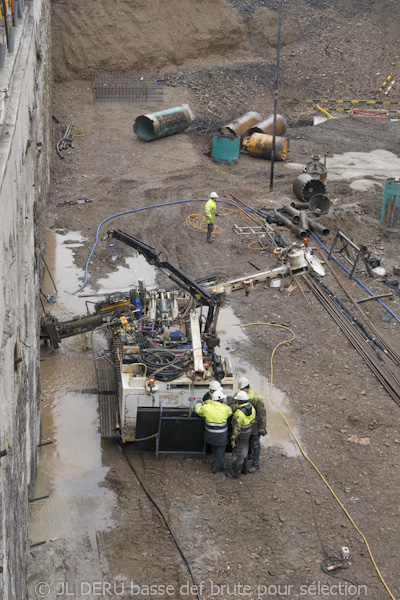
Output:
[
  {"xmin": 205, "ymin": 191, "xmax": 219, "ymax": 243},
  {"xmin": 202, "ymin": 380, "xmax": 222, "ymax": 403},
  {"xmin": 195, "ymin": 390, "xmax": 233, "ymax": 474},
  {"xmin": 237, "ymin": 376, "xmax": 267, "ymax": 473},
  {"xmin": 227, "ymin": 391, "xmax": 255, "ymax": 479}
]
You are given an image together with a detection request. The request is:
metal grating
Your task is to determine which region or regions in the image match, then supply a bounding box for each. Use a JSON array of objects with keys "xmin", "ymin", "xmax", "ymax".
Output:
[
  {"xmin": 93, "ymin": 72, "xmax": 163, "ymax": 102},
  {"xmin": 96, "ymin": 351, "xmax": 120, "ymax": 438}
]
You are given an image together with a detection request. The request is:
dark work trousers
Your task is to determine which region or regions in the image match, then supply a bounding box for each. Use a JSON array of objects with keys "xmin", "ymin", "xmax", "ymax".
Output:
[
  {"xmin": 210, "ymin": 445, "xmax": 227, "ymax": 473},
  {"xmin": 249, "ymin": 433, "xmax": 261, "ymax": 469},
  {"xmin": 232, "ymin": 432, "xmax": 251, "ymax": 476},
  {"xmin": 207, "ymin": 223, "xmax": 214, "ymax": 242}
]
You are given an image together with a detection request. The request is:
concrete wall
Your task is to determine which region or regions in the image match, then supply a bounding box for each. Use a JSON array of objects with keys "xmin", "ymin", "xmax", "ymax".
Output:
[{"xmin": 0, "ymin": 0, "xmax": 50, "ymax": 598}]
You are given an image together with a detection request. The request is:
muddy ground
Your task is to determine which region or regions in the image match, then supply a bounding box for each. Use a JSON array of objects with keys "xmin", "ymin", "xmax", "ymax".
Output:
[{"xmin": 29, "ymin": 1, "xmax": 400, "ymax": 599}]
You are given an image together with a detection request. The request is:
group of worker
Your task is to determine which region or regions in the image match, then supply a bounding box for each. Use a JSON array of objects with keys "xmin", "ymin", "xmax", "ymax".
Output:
[{"xmin": 194, "ymin": 377, "xmax": 267, "ymax": 479}]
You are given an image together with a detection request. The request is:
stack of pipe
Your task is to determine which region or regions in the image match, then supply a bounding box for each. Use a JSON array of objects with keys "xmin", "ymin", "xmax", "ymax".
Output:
[{"xmin": 275, "ymin": 206, "xmax": 330, "ymax": 240}]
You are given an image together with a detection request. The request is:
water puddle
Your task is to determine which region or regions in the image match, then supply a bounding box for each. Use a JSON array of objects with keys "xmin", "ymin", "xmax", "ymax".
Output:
[
  {"xmin": 217, "ymin": 306, "xmax": 299, "ymax": 457},
  {"xmin": 90, "ymin": 254, "xmax": 158, "ymax": 295},
  {"xmin": 31, "ymin": 228, "xmax": 116, "ymax": 563},
  {"xmin": 41, "ymin": 229, "xmax": 86, "ymax": 314}
]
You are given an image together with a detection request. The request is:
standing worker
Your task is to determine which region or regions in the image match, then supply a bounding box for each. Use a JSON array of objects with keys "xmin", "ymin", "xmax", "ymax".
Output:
[
  {"xmin": 227, "ymin": 391, "xmax": 255, "ymax": 479},
  {"xmin": 202, "ymin": 380, "xmax": 222, "ymax": 403},
  {"xmin": 205, "ymin": 192, "xmax": 219, "ymax": 243},
  {"xmin": 237, "ymin": 377, "xmax": 267, "ymax": 473},
  {"xmin": 195, "ymin": 390, "xmax": 233, "ymax": 474}
]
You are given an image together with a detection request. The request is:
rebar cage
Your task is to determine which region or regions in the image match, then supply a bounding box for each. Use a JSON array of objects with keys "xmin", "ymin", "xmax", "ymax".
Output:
[{"xmin": 93, "ymin": 72, "xmax": 163, "ymax": 102}]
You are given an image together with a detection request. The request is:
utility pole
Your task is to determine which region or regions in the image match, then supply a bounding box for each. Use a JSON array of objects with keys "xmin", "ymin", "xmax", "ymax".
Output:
[{"xmin": 270, "ymin": 0, "xmax": 284, "ymax": 191}]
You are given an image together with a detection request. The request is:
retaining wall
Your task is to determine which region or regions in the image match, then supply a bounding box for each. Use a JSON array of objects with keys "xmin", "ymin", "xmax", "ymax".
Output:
[{"xmin": 0, "ymin": 0, "xmax": 50, "ymax": 598}]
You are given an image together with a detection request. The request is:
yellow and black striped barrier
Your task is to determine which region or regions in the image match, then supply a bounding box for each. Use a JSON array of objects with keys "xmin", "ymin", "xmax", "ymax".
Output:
[{"xmin": 306, "ymin": 99, "xmax": 400, "ymax": 114}]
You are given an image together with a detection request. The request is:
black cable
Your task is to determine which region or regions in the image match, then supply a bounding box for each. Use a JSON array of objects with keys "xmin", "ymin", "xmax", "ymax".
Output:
[
  {"xmin": 139, "ymin": 349, "xmax": 184, "ymax": 381},
  {"xmin": 120, "ymin": 446, "xmax": 201, "ymax": 600},
  {"xmin": 289, "ymin": 435, "xmax": 362, "ymax": 600}
]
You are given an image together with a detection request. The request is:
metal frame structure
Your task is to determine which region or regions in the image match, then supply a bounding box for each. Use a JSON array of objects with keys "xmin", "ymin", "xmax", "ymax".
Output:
[
  {"xmin": 93, "ymin": 72, "xmax": 163, "ymax": 102},
  {"xmin": 328, "ymin": 231, "xmax": 375, "ymax": 279},
  {"xmin": 231, "ymin": 224, "xmax": 272, "ymax": 254}
]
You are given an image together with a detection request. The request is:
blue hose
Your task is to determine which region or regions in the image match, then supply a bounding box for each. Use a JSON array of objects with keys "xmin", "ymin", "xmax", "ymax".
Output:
[
  {"xmin": 72, "ymin": 198, "xmax": 238, "ymax": 294},
  {"xmin": 310, "ymin": 231, "xmax": 400, "ymax": 324}
]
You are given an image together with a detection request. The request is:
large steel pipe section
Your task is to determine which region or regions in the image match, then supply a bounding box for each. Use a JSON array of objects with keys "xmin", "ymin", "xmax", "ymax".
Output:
[
  {"xmin": 308, "ymin": 218, "xmax": 330, "ymax": 236},
  {"xmin": 282, "ymin": 204, "xmax": 301, "ymax": 224},
  {"xmin": 134, "ymin": 104, "xmax": 192, "ymax": 141},
  {"xmin": 221, "ymin": 111, "xmax": 262, "ymax": 141},
  {"xmin": 245, "ymin": 114, "xmax": 288, "ymax": 138},
  {"xmin": 293, "ymin": 173, "xmax": 326, "ymax": 201},
  {"xmin": 291, "ymin": 201, "xmax": 309, "ymax": 210},
  {"xmin": 242, "ymin": 133, "xmax": 289, "ymax": 161},
  {"xmin": 274, "ymin": 209, "xmax": 308, "ymax": 239}
]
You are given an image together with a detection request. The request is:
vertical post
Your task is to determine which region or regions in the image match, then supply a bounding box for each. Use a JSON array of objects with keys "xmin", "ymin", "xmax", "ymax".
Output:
[
  {"xmin": 10, "ymin": 0, "xmax": 15, "ymax": 27},
  {"xmin": 0, "ymin": 42, "xmax": 6, "ymax": 68},
  {"xmin": 269, "ymin": 0, "xmax": 284, "ymax": 191},
  {"xmin": 2, "ymin": 0, "xmax": 9, "ymax": 47}
]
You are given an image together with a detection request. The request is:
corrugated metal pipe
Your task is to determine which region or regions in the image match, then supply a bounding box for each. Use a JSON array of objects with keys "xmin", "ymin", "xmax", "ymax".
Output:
[{"xmin": 134, "ymin": 104, "xmax": 192, "ymax": 142}]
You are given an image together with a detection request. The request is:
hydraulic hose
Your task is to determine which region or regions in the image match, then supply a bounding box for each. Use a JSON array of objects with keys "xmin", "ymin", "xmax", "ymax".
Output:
[
  {"xmin": 310, "ymin": 232, "xmax": 400, "ymax": 324},
  {"xmin": 72, "ymin": 198, "xmax": 238, "ymax": 294}
]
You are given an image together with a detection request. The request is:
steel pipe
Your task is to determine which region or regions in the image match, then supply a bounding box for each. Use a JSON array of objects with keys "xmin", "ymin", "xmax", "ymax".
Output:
[
  {"xmin": 244, "ymin": 113, "xmax": 288, "ymax": 138},
  {"xmin": 308, "ymin": 218, "xmax": 329, "ymax": 236},
  {"xmin": 282, "ymin": 204, "xmax": 301, "ymax": 224},
  {"xmin": 300, "ymin": 211, "xmax": 309, "ymax": 231},
  {"xmin": 221, "ymin": 111, "xmax": 262, "ymax": 141},
  {"xmin": 274, "ymin": 209, "xmax": 308, "ymax": 239},
  {"xmin": 134, "ymin": 104, "xmax": 192, "ymax": 142},
  {"xmin": 291, "ymin": 201, "xmax": 309, "ymax": 210},
  {"xmin": 242, "ymin": 133, "xmax": 289, "ymax": 161}
]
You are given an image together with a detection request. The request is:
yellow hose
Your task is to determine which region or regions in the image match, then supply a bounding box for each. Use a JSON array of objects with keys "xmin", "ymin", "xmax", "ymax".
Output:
[{"xmin": 238, "ymin": 322, "xmax": 396, "ymax": 600}]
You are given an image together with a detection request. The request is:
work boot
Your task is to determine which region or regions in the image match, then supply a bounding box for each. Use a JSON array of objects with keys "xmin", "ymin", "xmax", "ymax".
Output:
[
  {"xmin": 248, "ymin": 466, "xmax": 259, "ymax": 474},
  {"xmin": 226, "ymin": 472, "xmax": 240, "ymax": 479},
  {"xmin": 212, "ymin": 467, "xmax": 222, "ymax": 474},
  {"xmin": 207, "ymin": 238, "xmax": 214, "ymax": 243}
]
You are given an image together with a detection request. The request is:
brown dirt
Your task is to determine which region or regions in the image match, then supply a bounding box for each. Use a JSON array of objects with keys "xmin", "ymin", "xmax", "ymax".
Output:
[{"xmin": 32, "ymin": 1, "xmax": 400, "ymax": 599}]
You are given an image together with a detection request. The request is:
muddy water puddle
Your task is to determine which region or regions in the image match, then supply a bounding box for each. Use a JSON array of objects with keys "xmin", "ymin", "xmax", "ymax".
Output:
[
  {"xmin": 31, "ymin": 229, "xmax": 117, "ymax": 564},
  {"xmin": 217, "ymin": 306, "xmax": 299, "ymax": 457}
]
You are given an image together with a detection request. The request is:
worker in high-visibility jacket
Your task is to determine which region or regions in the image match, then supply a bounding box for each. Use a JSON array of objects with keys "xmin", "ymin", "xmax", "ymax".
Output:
[
  {"xmin": 237, "ymin": 376, "xmax": 267, "ymax": 473},
  {"xmin": 201, "ymin": 380, "xmax": 222, "ymax": 404},
  {"xmin": 195, "ymin": 389, "xmax": 232, "ymax": 473},
  {"xmin": 227, "ymin": 391, "xmax": 256, "ymax": 479},
  {"xmin": 205, "ymin": 191, "xmax": 219, "ymax": 243}
]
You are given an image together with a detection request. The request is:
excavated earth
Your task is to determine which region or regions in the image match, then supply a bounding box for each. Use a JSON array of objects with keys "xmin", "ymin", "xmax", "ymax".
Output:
[{"xmin": 29, "ymin": 1, "xmax": 400, "ymax": 599}]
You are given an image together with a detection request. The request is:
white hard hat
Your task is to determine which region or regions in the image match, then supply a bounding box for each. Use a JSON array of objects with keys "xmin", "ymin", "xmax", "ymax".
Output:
[
  {"xmin": 235, "ymin": 390, "xmax": 249, "ymax": 403},
  {"xmin": 209, "ymin": 380, "xmax": 222, "ymax": 391},
  {"xmin": 210, "ymin": 192, "xmax": 219, "ymax": 199},
  {"xmin": 237, "ymin": 376, "xmax": 250, "ymax": 390},
  {"xmin": 212, "ymin": 390, "xmax": 226, "ymax": 402}
]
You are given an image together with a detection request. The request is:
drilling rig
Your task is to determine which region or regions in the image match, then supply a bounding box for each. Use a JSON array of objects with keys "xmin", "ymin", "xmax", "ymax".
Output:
[{"xmin": 40, "ymin": 230, "xmax": 324, "ymax": 452}]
